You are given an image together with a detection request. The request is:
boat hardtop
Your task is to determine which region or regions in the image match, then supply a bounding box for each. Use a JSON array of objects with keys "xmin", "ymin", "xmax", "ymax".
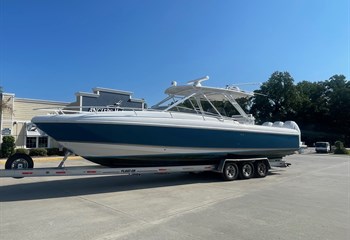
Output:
[
  {"xmin": 151, "ymin": 76, "xmax": 255, "ymax": 125},
  {"xmin": 164, "ymin": 76, "xmax": 254, "ymax": 100}
]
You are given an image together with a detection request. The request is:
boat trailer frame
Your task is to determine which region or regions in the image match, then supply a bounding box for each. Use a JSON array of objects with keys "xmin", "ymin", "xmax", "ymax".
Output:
[{"xmin": 0, "ymin": 153, "xmax": 290, "ymax": 180}]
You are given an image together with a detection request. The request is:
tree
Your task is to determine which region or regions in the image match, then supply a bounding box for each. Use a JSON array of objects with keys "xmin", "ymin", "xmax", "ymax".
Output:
[
  {"xmin": 0, "ymin": 87, "xmax": 14, "ymax": 115},
  {"xmin": 323, "ymin": 75, "xmax": 350, "ymax": 144},
  {"xmin": 324, "ymin": 75, "xmax": 350, "ymax": 126},
  {"xmin": 250, "ymin": 71, "xmax": 300, "ymax": 123},
  {"xmin": 249, "ymin": 72, "xmax": 349, "ymax": 146},
  {"xmin": 1, "ymin": 136, "xmax": 15, "ymax": 158},
  {"xmin": 295, "ymin": 81, "xmax": 328, "ymax": 126}
]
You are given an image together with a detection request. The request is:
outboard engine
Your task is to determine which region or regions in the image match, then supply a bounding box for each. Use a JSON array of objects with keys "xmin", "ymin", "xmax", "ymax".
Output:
[
  {"xmin": 273, "ymin": 121, "xmax": 284, "ymax": 127},
  {"xmin": 284, "ymin": 121, "xmax": 301, "ymax": 144},
  {"xmin": 262, "ymin": 122, "xmax": 273, "ymax": 126},
  {"xmin": 262, "ymin": 120, "xmax": 302, "ymax": 147},
  {"xmin": 284, "ymin": 121, "xmax": 300, "ymax": 132}
]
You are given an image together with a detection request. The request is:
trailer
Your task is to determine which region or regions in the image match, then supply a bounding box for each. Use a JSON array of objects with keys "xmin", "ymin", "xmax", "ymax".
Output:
[{"xmin": 0, "ymin": 153, "xmax": 289, "ymax": 180}]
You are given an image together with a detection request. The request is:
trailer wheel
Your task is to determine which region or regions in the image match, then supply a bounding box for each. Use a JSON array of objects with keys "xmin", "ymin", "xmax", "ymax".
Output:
[
  {"xmin": 254, "ymin": 161, "xmax": 268, "ymax": 178},
  {"xmin": 5, "ymin": 153, "xmax": 34, "ymax": 170},
  {"xmin": 240, "ymin": 162, "xmax": 254, "ymax": 179},
  {"xmin": 222, "ymin": 162, "xmax": 239, "ymax": 181}
]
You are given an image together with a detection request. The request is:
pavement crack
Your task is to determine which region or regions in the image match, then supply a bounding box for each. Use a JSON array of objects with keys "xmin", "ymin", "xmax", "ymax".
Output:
[{"xmin": 76, "ymin": 195, "xmax": 149, "ymax": 224}]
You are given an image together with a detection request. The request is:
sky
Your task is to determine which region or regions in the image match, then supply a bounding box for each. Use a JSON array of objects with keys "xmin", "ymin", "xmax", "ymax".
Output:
[{"xmin": 0, "ymin": 0, "xmax": 349, "ymax": 105}]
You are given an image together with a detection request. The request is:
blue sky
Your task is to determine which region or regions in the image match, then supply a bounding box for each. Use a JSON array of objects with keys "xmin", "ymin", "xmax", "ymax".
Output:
[{"xmin": 1, "ymin": 0, "xmax": 349, "ymax": 105}]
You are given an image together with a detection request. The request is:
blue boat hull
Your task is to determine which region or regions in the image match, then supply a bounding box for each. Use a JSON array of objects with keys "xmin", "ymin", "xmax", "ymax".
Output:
[{"xmin": 34, "ymin": 122, "xmax": 300, "ymax": 167}]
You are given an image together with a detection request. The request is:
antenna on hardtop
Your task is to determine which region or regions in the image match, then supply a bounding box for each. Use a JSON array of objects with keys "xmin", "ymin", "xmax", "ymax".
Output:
[{"xmin": 187, "ymin": 76, "xmax": 209, "ymax": 86}]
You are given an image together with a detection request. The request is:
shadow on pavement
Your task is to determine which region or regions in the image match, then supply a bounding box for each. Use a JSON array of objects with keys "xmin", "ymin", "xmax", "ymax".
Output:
[{"xmin": 0, "ymin": 172, "xmax": 225, "ymax": 202}]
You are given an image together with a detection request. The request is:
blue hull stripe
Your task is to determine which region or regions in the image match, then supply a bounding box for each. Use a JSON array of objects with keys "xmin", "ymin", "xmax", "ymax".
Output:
[{"xmin": 35, "ymin": 122, "xmax": 300, "ymax": 149}]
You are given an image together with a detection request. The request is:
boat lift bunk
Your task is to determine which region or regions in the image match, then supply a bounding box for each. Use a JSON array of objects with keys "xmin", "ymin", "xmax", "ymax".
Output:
[{"xmin": 0, "ymin": 152, "xmax": 290, "ymax": 180}]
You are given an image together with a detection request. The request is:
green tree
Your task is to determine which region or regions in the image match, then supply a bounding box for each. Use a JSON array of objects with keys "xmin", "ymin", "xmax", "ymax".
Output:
[
  {"xmin": 325, "ymin": 75, "xmax": 350, "ymax": 127},
  {"xmin": 324, "ymin": 75, "xmax": 350, "ymax": 144},
  {"xmin": 295, "ymin": 81, "xmax": 328, "ymax": 126},
  {"xmin": 1, "ymin": 136, "xmax": 15, "ymax": 158},
  {"xmin": 250, "ymin": 71, "xmax": 300, "ymax": 123},
  {"xmin": 249, "ymin": 72, "xmax": 349, "ymax": 146}
]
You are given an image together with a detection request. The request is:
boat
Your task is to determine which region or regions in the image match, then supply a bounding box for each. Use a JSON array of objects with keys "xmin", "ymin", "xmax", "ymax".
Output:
[{"xmin": 31, "ymin": 76, "xmax": 301, "ymax": 167}]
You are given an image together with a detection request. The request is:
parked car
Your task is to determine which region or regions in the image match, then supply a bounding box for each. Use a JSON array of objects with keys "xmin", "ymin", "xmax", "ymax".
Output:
[{"xmin": 315, "ymin": 142, "xmax": 331, "ymax": 153}]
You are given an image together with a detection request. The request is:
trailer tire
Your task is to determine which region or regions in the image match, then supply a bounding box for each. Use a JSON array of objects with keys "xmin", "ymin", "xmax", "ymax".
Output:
[
  {"xmin": 254, "ymin": 161, "xmax": 268, "ymax": 178},
  {"xmin": 5, "ymin": 153, "xmax": 34, "ymax": 170},
  {"xmin": 240, "ymin": 162, "xmax": 254, "ymax": 179},
  {"xmin": 222, "ymin": 162, "xmax": 239, "ymax": 181}
]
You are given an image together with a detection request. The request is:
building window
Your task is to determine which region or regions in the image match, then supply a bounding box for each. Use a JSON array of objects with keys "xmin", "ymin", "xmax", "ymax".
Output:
[
  {"xmin": 26, "ymin": 137, "xmax": 37, "ymax": 148},
  {"xmin": 25, "ymin": 136, "xmax": 49, "ymax": 148},
  {"xmin": 38, "ymin": 137, "xmax": 48, "ymax": 148}
]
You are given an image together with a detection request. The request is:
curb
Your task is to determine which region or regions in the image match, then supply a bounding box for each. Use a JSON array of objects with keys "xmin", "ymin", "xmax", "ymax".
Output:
[{"xmin": 0, "ymin": 156, "xmax": 83, "ymax": 164}]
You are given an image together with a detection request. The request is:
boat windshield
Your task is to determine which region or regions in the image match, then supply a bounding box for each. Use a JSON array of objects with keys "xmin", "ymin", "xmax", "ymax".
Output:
[{"xmin": 152, "ymin": 95, "xmax": 239, "ymax": 117}]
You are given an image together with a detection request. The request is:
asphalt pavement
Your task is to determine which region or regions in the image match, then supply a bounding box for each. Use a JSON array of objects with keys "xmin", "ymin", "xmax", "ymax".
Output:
[{"xmin": 0, "ymin": 152, "xmax": 349, "ymax": 240}]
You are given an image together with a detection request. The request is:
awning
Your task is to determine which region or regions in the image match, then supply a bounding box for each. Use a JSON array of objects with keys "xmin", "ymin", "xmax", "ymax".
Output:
[
  {"xmin": 26, "ymin": 123, "xmax": 47, "ymax": 137},
  {"xmin": 26, "ymin": 129, "xmax": 42, "ymax": 137}
]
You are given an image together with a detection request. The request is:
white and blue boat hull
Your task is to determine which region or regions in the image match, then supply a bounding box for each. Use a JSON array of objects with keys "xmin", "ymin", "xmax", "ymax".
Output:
[{"xmin": 32, "ymin": 112, "xmax": 300, "ymax": 167}]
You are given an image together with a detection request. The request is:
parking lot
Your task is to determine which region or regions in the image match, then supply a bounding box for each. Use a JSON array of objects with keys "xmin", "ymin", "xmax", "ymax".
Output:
[{"xmin": 1, "ymin": 152, "xmax": 349, "ymax": 240}]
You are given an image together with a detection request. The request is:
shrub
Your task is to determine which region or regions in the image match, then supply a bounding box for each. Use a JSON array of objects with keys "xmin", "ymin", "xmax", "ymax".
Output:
[
  {"xmin": 58, "ymin": 148, "xmax": 69, "ymax": 156},
  {"xmin": 334, "ymin": 141, "xmax": 349, "ymax": 154},
  {"xmin": 47, "ymin": 148, "xmax": 59, "ymax": 156},
  {"xmin": 334, "ymin": 148, "xmax": 348, "ymax": 154},
  {"xmin": 1, "ymin": 136, "xmax": 15, "ymax": 158},
  {"xmin": 15, "ymin": 148, "xmax": 29, "ymax": 155},
  {"xmin": 29, "ymin": 148, "xmax": 47, "ymax": 156}
]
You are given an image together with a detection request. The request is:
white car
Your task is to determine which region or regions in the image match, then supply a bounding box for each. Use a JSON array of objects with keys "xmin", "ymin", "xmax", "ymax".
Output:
[{"xmin": 315, "ymin": 142, "xmax": 331, "ymax": 153}]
